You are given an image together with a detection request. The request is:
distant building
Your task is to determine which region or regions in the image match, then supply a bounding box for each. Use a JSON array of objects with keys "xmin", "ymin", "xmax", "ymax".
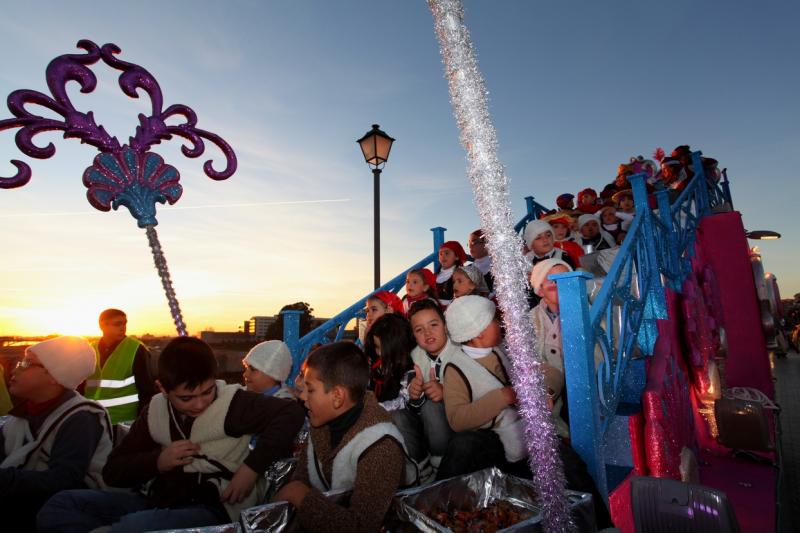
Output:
[
  {"xmin": 246, "ymin": 316, "xmax": 278, "ymax": 340},
  {"xmin": 200, "ymin": 331, "xmax": 252, "ymax": 345}
]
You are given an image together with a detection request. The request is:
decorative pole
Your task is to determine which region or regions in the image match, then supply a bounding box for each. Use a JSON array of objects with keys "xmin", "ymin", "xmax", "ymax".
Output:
[
  {"xmin": 0, "ymin": 40, "xmax": 237, "ymax": 336},
  {"xmin": 428, "ymin": 2, "xmax": 573, "ymax": 531}
]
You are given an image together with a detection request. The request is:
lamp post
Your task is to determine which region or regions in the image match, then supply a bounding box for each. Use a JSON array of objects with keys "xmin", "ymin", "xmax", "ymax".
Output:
[{"xmin": 357, "ymin": 124, "xmax": 395, "ymax": 289}]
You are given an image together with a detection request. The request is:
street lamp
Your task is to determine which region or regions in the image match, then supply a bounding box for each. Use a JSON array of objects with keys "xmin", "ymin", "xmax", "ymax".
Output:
[
  {"xmin": 745, "ymin": 230, "xmax": 781, "ymax": 240},
  {"xmin": 357, "ymin": 124, "xmax": 395, "ymax": 289}
]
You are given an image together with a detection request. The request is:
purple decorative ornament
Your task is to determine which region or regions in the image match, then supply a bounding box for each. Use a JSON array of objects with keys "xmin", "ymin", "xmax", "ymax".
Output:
[{"xmin": 0, "ymin": 40, "xmax": 238, "ymax": 336}]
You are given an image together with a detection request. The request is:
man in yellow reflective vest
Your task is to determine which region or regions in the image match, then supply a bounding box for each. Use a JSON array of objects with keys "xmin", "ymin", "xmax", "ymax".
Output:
[{"xmin": 83, "ymin": 309, "xmax": 155, "ymax": 425}]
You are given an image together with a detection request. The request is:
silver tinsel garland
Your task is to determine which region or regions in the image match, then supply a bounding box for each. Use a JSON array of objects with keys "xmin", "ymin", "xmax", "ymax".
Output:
[{"xmin": 428, "ymin": 1, "xmax": 574, "ymax": 530}]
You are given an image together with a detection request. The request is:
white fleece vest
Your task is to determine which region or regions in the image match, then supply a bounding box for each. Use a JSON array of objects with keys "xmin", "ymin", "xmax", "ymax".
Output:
[
  {"xmin": 147, "ymin": 380, "xmax": 260, "ymax": 519},
  {"xmin": 445, "ymin": 349, "xmax": 528, "ymax": 462},
  {"xmin": 1, "ymin": 393, "xmax": 113, "ymax": 489},
  {"xmin": 410, "ymin": 339, "xmax": 461, "ymax": 385},
  {"xmin": 306, "ymin": 421, "xmax": 417, "ymax": 491}
]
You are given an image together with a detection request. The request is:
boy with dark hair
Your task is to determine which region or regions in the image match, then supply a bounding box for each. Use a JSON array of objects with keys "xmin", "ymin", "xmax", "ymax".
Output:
[
  {"xmin": 83, "ymin": 308, "xmax": 155, "ymax": 424},
  {"xmin": 0, "ymin": 336, "xmax": 113, "ymax": 532},
  {"xmin": 38, "ymin": 336, "xmax": 304, "ymax": 533},
  {"xmin": 276, "ymin": 342, "xmax": 416, "ymax": 532}
]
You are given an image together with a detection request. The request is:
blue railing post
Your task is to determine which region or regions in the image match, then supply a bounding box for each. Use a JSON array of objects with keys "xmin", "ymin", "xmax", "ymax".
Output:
[
  {"xmin": 655, "ymin": 187, "xmax": 679, "ymax": 288},
  {"xmin": 691, "ymin": 151, "xmax": 710, "ymax": 216},
  {"xmin": 554, "ymin": 270, "xmax": 608, "ymax": 501},
  {"xmin": 431, "ymin": 227, "xmax": 446, "ymax": 272},
  {"xmin": 721, "ymin": 168, "xmax": 733, "ymax": 209},
  {"xmin": 281, "ymin": 309, "xmax": 304, "ymax": 378},
  {"xmin": 525, "ymin": 196, "xmax": 537, "ymax": 219}
]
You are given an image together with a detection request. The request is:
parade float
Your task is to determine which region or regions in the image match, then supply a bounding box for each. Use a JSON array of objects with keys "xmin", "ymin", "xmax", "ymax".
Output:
[{"xmin": 1, "ymin": 0, "xmax": 782, "ymax": 531}]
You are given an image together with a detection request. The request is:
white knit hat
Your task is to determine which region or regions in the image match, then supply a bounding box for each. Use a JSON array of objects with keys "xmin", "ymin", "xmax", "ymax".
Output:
[
  {"xmin": 577, "ymin": 214, "xmax": 599, "ymax": 231},
  {"xmin": 243, "ymin": 340, "xmax": 293, "ymax": 382},
  {"xmin": 26, "ymin": 336, "xmax": 96, "ymax": 390},
  {"xmin": 445, "ymin": 295, "xmax": 496, "ymax": 343},
  {"xmin": 522, "ymin": 219, "xmax": 554, "ymax": 249},
  {"xmin": 530, "ymin": 258, "xmax": 573, "ymax": 296}
]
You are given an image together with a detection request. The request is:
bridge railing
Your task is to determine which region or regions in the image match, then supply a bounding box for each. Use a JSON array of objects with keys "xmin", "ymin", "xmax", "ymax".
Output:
[
  {"xmin": 281, "ymin": 195, "xmax": 548, "ymax": 380},
  {"xmin": 553, "ymin": 151, "xmax": 732, "ymax": 500}
]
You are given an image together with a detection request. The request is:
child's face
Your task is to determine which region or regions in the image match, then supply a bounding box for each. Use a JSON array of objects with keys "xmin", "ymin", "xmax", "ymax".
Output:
[
  {"xmin": 242, "ymin": 361, "xmax": 278, "ymax": 394},
  {"xmin": 579, "ymin": 193, "xmax": 596, "ymax": 206},
  {"xmin": 541, "ymin": 264, "xmax": 569, "ymax": 307},
  {"xmin": 452, "ymin": 270, "xmax": 476, "ymax": 298},
  {"xmin": 365, "ymin": 298, "xmax": 389, "ymax": 328},
  {"xmin": 372, "ymin": 336, "xmax": 383, "ymax": 357},
  {"xmin": 551, "ymin": 223, "xmax": 569, "ymax": 241},
  {"xmin": 581, "ymin": 220, "xmax": 600, "ymax": 239},
  {"xmin": 601, "ymin": 208, "xmax": 618, "ymax": 225},
  {"xmin": 619, "ymin": 197, "xmax": 634, "ymax": 212},
  {"xmin": 406, "ymin": 272, "xmax": 428, "ymax": 298},
  {"xmin": 164, "ymin": 378, "xmax": 217, "ymax": 418},
  {"xmin": 468, "ymin": 233, "xmax": 488, "ymax": 259},
  {"xmin": 439, "ymin": 247, "xmax": 458, "ymax": 269},
  {"xmin": 531, "ymin": 231, "xmax": 554, "ymax": 256},
  {"xmin": 474, "ymin": 319, "xmax": 502, "ymax": 348},
  {"xmin": 410, "ymin": 308, "xmax": 447, "ymax": 356},
  {"xmin": 300, "ymin": 367, "xmax": 338, "ymax": 428}
]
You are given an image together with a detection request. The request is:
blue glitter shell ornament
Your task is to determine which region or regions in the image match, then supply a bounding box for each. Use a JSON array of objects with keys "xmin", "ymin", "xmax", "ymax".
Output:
[{"xmin": 83, "ymin": 147, "xmax": 182, "ymax": 228}]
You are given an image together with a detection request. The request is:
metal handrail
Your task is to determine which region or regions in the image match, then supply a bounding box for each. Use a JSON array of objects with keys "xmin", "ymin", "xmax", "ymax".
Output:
[
  {"xmin": 554, "ymin": 151, "xmax": 732, "ymax": 500},
  {"xmin": 282, "ymin": 195, "xmax": 548, "ymax": 380}
]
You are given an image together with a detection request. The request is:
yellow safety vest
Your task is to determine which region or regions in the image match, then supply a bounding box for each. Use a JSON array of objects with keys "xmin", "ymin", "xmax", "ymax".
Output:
[{"xmin": 86, "ymin": 337, "xmax": 141, "ymax": 424}]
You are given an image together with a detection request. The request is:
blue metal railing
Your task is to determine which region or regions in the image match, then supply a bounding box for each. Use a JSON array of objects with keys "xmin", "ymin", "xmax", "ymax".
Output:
[
  {"xmin": 281, "ymin": 195, "xmax": 548, "ymax": 379},
  {"xmin": 553, "ymin": 151, "xmax": 733, "ymax": 500}
]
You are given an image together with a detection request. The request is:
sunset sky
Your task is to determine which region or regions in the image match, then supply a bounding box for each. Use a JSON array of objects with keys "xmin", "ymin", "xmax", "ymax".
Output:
[{"xmin": 1, "ymin": 1, "xmax": 798, "ymax": 337}]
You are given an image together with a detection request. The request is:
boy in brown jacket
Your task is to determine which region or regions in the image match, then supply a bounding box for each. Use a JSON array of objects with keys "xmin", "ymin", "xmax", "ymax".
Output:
[{"xmin": 275, "ymin": 342, "xmax": 416, "ymax": 532}]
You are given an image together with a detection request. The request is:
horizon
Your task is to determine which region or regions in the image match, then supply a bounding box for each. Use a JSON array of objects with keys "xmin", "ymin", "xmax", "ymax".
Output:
[{"xmin": 2, "ymin": 2, "xmax": 798, "ymax": 337}]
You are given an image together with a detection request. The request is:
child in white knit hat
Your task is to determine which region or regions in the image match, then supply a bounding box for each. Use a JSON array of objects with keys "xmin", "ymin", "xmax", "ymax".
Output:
[
  {"xmin": 437, "ymin": 295, "xmax": 528, "ymax": 480},
  {"xmin": 0, "ymin": 336, "xmax": 113, "ymax": 531},
  {"xmin": 243, "ymin": 340, "xmax": 296, "ymax": 399}
]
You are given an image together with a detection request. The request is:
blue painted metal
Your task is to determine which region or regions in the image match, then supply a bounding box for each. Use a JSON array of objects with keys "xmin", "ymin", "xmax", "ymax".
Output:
[
  {"xmin": 513, "ymin": 195, "xmax": 550, "ymax": 233},
  {"xmin": 282, "ymin": 226, "xmax": 446, "ymax": 381},
  {"xmin": 431, "ymin": 226, "xmax": 446, "ymax": 272},
  {"xmin": 555, "ymin": 152, "xmax": 734, "ymax": 498},
  {"xmin": 554, "ymin": 269, "xmax": 607, "ymax": 501}
]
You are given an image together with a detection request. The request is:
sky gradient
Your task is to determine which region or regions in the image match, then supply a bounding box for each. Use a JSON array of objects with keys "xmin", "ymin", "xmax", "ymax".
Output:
[{"xmin": 1, "ymin": 1, "xmax": 798, "ymax": 336}]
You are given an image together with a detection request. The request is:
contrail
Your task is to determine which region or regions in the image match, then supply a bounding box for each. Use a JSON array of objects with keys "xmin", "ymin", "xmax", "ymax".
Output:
[{"xmin": 0, "ymin": 198, "xmax": 351, "ymax": 218}]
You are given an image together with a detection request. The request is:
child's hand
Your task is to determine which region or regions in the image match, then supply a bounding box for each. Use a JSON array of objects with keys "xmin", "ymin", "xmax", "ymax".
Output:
[
  {"xmin": 221, "ymin": 463, "xmax": 258, "ymax": 504},
  {"xmin": 501, "ymin": 386, "xmax": 517, "ymax": 406},
  {"xmin": 423, "ymin": 368, "xmax": 444, "ymax": 402},
  {"xmin": 156, "ymin": 439, "xmax": 200, "ymax": 472},
  {"xmin": 274, "ymin": 480, "xmax": 311, "ymax": 508},
  {"xmin": 408, "ymin": 364, "xmax": 424, "ymax": 400}
]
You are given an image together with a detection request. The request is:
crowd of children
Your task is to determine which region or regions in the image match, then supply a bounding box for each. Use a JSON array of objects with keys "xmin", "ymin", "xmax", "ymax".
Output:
[{"xmin": 0, "ymin": 145, "xmax": 720, "ymax": 531}]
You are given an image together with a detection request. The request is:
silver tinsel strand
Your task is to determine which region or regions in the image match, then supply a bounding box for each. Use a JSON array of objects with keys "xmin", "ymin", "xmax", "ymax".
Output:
[
  {"xmin": 145, "ymin": 225, "xmax": 188, "ymax": 336},
  {"xmin": 428, "ymin": 1, "xmax": 574, "ymax": 530}
]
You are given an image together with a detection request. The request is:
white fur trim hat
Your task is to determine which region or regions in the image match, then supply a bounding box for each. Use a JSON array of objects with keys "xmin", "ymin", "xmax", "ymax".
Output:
[
  {"xmin": 523, "ymin": 219, "xmax": 554, "ymax": 249},
  {"xmin": 577, "ymin": 214, "xmax": 599, "ymax": 231},
  {"xmin": 26, "ymin": 336, "xmax": 96, "ymax": 390},
  {"xmin": 243, "ymin": 340, "xmax": 293, "ymax": 382},
  {"xmin": 445, "ymin": 295, "xmax": 497, "ymax": 344},
  {"xmin": 530, "ymin": 258, "xmax": 573, "ymax": 296}
]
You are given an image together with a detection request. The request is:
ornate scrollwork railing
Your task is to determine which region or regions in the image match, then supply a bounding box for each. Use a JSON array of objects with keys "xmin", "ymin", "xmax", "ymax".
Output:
[{"xmin": 554, "ymin": 151, "xmax": 732, "ymax": 500}]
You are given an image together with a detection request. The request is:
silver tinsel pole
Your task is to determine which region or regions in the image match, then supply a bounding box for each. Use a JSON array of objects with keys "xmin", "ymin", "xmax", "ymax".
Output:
[
  {"xmin": 428, "ymin": 1, "xmax": 574, "ymax": 530},
  {"xmin": 145, "ymin": 225, "xmax": 188, "ymax": 336}
]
